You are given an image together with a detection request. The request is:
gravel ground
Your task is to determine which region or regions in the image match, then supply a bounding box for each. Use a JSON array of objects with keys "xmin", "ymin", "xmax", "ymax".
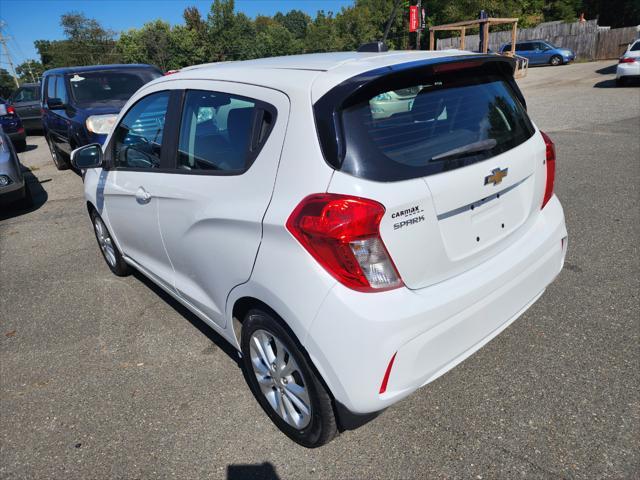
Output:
[{"xmin": 1, "ymin": 60, "xmax": 638, "ymax": 479}]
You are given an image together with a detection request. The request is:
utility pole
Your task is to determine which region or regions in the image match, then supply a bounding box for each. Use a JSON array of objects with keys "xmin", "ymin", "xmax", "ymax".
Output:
[{"xmin": 0, "ymin": 23, "xmax": 20, "ymax": 88}]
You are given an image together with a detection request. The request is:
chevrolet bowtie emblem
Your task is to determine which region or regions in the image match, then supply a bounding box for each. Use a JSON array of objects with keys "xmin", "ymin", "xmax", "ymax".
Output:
[{"xmin": 484, "ymin": 167, "xmax": 508, "ymax": 186}]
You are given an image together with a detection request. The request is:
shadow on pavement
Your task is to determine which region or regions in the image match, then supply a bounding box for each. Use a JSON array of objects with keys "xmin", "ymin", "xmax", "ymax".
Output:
[
  {"xmin": 227, "ymin": 463, "xmax": 280, "ymax": 480},
  {"xmin": 595, "ymin": 64, "xmax": 617, "ymax": 75},
  {"xmin": 131, "ymin": 269, "xmax": 242, "ymax": 369},
  {"xmin": 594, "ymin": 78, "xmax": 640, "ymax": 88},
  {"xmin": 21, "ymin": 143, "xmax": 38, "ymax": 153},
  {"xmin": 0, "ymin": 166, "xmax": 49, "ymax": 221}
]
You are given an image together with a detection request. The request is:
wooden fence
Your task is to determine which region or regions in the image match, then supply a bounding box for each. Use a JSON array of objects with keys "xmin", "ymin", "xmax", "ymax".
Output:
[{"xmin": 435, "ymin": 20, "xmax": 639, "ymax": 60}]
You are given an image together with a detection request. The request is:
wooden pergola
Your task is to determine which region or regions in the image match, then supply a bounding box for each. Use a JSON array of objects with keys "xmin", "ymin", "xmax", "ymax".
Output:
[{"xmin": 428, "ymin": 17, "xmax": 519, "ymax": 55}]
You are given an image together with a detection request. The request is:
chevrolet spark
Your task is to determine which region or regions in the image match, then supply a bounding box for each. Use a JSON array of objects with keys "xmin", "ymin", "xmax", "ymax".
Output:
[{"xmin": 73, "ymin": 50, "xmax": 567, "ymax": 448}]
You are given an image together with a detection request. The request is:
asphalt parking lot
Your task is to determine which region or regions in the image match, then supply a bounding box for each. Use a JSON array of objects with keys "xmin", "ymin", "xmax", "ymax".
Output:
[{"xmin": 1, "ymin": 60, "xmax": 638, "ymax": 479}]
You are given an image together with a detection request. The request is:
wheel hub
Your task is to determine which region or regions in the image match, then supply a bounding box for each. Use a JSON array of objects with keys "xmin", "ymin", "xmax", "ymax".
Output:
[{"xmin": 249, "ymin": 329, "xmax": 312, "ymax": 429}]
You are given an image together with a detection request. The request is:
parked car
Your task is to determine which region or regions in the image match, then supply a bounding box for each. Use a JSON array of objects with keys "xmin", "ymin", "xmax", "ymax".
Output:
[
  {"xmin": 616, "ymin": 39, "xmax": 640, "ymax": 86},
  {"xmin": 73, "ymin": 51, "xmax": 567, "ymax": 447},
  {"xmin": 0, "ymin": 98, "xmax": 27, "ymax": 152},
  {"xmin": 500, "ymin": 40, "xmax": 575, "ymax": 66},
  {"xmin": 41, "ymin": 64, "xmax": 162, "ymax": 170},
  {"xmin": 0, "ymin": 126, "xmax": 31, "ymax": 208},
  {"xmin": 8, "ymin": 83, "xmax": 42, "ymax": 131}
]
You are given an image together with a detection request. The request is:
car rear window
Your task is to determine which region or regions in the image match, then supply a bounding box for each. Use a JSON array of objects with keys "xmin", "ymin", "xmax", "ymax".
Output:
[
  {"xmin": 332, "ymin": 67, "xmax": 535, "ymax": 182},
  {"xmin": 68, "ymin": 69, "xmax": 161, "ymax": 103}
]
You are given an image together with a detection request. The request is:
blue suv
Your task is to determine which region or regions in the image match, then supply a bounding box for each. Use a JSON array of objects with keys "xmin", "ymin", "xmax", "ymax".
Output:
[
  {"xmin": 41, "ymin": 64, "xmax": 162, "ymax": 170},
  {"xmin": 500, "ymin": 40, "xmax": 575, "ymax": 66}
]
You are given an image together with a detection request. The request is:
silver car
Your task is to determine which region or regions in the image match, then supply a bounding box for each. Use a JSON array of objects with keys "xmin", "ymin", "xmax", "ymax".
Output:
[{"xmin": 0, "ymin": 126, "xmax": 31, "ymax": 209}]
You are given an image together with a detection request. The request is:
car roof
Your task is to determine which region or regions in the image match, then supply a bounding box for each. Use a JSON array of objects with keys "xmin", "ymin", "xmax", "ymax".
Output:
[
  {"xmin": 42, "ymin": 64, "xmax": 159, "ymax": 75},
  {"xmin": 150, "ymin": 50, "xmax": 475, "ymax": 101}
]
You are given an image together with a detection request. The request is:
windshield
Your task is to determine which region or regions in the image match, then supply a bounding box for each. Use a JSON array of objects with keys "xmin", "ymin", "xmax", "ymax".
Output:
[
  {"xmin": 334, "ymin": 69, "xmax": 535, "ymax": 181},
  {"xmin": 67, "ymin": 69, "xmax": 161, "ymax": 103}
]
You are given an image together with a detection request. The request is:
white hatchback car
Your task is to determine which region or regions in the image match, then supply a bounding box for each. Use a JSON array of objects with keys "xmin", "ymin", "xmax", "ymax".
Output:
[{"xmin": 73, "ymin": 50, "xmax": 567, "ymax": 447}]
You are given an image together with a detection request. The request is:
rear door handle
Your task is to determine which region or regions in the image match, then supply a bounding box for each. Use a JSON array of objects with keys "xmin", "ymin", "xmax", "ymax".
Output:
[{"xmin": 135, "ymin": 187, "xmax": 152, "ymax": 205}]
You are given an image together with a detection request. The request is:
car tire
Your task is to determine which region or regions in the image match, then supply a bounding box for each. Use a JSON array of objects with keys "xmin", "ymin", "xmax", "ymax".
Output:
[
  {"xmin": 616, "ymin": 77, "xmax": 626, "ymax": 87},
  {"xmin": 240, "ymin": 308, "xmax": 338, "ymax": 448},
  {"xmin": 90, "ymin": 209, "xmax": 132, "ymax": 277},
  {"xmin": 46, "ymin": 134, "xmax": 70, "ymax": 170},
  {"xmin": 550, "ymin": 55, "xmax": 563, "ymax": 66}
]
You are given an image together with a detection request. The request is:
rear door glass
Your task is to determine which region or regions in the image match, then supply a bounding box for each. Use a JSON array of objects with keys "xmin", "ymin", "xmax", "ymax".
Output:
[
  {"xmin": 337, "ymin": 69, "xmax": 534, "ymax": 181},
  {"xmin": 177, "ymin": 90, "xmax": 256, "ymax": 172}
]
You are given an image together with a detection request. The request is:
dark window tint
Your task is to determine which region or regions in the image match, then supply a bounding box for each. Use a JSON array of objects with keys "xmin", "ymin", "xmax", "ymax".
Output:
[
  {"xmin": 177, "ymin": 90, "xmax": 257, "ymax": 172},
  {"xmin": 113, "ymin": 91, "xmax": 170, "ymax": 169},
  {"xmin": 54, "ymin": 76, "xmax": 68, "ymax": 104},
  {"xmin": 336, "ymin": 70, "xmax": 534, "ymax": 182},
  {"xmin": 68, "ymin": 69, "xmax": 161, "ymax": 104},
  {"xmin": 631, "ymin": 41, "xmax": 640, "ymax": 51},
  {"xmin": 516, "ymin": 42, "xmax": 533, "ymax": 51},
  {"xmin": 46, "ymin": 77, "xmax": 56, "ymax": 100},
  {"xmin": 13, "ymin": 86, "xmax": 40, "ymax": 102},
  {"xmin": 502, "ymin": 44, "xmax": 512, "ymax": 52}
]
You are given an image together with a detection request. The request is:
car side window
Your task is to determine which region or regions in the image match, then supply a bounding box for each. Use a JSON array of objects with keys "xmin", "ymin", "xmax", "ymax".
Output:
[
  {"xmin": 177, "ymin": 90, "xmax": 260, "ymax": 172},
  {"xmin": 112, "ymin": 91, "xmax": 170, "ymax": 169},
  {"xmin": 46, "ymin": 77, "xmax": 56, "ymax": 101},
  {"xmin": 54, "ymin": 76, "xmax": 68, "ymax": 104}
]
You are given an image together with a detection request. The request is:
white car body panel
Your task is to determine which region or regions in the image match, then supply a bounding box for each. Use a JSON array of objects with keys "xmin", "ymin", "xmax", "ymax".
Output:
[
  {"xmin": 617, "ymin": 40, "xmax": 640, "ymax": 79},
  {"xmin": 82, "ymin": 50, "xmax": 568, "ymax": 419}
]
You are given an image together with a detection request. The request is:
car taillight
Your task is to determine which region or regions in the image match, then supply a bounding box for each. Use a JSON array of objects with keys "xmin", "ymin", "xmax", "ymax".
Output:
[
  {"xmin": 619, "ymin": 57, "xmax": 637, "ymax": 63},
  {"xmin": 6, "ymin": 105, "xmax": 15, "ymax": 115},
  {"xmin": 540, "ymin": 131, "xmax": 556, "ymax": 209},
  {"xmin": 286, "ymin": 193, "xmax": 403, "ymax": 292}
]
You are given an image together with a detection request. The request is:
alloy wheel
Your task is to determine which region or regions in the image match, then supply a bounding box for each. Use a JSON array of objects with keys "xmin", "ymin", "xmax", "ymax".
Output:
[
  {"xmin": 249, "ymin": 329, "xmax": 312, "ymax": 429},
  {"xmin": 93, "ymin": 216, "xmax": 117, "ymax": 268}
]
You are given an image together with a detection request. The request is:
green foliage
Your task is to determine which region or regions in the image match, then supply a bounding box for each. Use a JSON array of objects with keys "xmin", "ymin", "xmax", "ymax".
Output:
[
  {"xmin": 15, "ymin": 60, "xmax": 44, "ymax": 83},
  {"xmin": 33, "ymin": 0, "xmax": 638, "ymax": 73},
  {"xmin": 0, "ymin": 68, "xmax": 17, "ymax": 98}
]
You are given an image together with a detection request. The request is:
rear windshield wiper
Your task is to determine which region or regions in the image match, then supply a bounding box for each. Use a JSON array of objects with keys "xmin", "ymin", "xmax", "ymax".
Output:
[{"xmin": 431, "ymin": 138, "xmax": 497, "ymax": 162}]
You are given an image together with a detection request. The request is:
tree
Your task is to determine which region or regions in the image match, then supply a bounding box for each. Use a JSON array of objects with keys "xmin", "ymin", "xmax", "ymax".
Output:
[
  {"xmin": 0, "ymin": 69, "xmax": 16, "ymax": 98},
  {"xmin": 15, "ymin": 60, "xmax": 44, "ymax": 83},
  {"xmin": 34, "ymin": 12, "xmax": 119, "ymax": 68},
  {"xmin": 274, "ymin": 10, "xmax": 311, "ymax": 39}
]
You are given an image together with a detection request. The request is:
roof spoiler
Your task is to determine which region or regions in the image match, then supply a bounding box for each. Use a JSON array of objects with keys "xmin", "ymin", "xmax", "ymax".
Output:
[{"xmin": 357, "ymin": 42, "xmax": 389, "ymax": 53}]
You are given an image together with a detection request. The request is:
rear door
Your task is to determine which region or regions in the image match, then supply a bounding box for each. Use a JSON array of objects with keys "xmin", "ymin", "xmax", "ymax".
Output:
[
  {"xmin": 156, "ymin": 82, "xmax": 289, "ymax": 328},
  {"xmin": 516, "ymin": 42, "xmax": 537, "ymax": 63},
  {"xmin": 323, "ymin": 59, "xmax": 547, "ymax": 289}
]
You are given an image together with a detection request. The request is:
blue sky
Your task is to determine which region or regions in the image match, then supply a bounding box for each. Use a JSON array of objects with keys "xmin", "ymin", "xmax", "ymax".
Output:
[{"xmin": 0, "ymin": 0, "xmax": 355, "ymax": 66}]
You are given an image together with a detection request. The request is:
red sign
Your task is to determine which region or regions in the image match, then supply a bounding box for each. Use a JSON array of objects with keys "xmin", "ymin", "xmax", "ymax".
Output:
[{"xmin": 409, "ymin": 6, "xmax": 419, "ymax": 32}]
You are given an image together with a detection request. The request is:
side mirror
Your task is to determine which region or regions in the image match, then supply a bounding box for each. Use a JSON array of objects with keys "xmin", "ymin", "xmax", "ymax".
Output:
[
  {"xmin": 71, "ymin": 144, "xmax": 103, "ymax": 169},
  {"xmin": 47, "ymin": 98, "xmax": 65, "ymax": 109}
]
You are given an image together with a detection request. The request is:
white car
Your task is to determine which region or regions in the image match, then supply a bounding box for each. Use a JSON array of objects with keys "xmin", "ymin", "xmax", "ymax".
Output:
[
  {"xmin": 72, "ymin": 50, "xmax": 567, "ymax": 448},
  {"xmin": 616, "ymin": 39, "xmax": 640, "ymax": 85}
]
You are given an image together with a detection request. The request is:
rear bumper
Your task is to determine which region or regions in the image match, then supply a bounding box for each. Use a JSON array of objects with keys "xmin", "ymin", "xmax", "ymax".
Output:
[
  {"xmin": 306, "ymin": 196, "xmax": 567, "ymax": 414},
  {"xmin": 616, "ymin": 62, "xmax": 640, "ymax": 79}
]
